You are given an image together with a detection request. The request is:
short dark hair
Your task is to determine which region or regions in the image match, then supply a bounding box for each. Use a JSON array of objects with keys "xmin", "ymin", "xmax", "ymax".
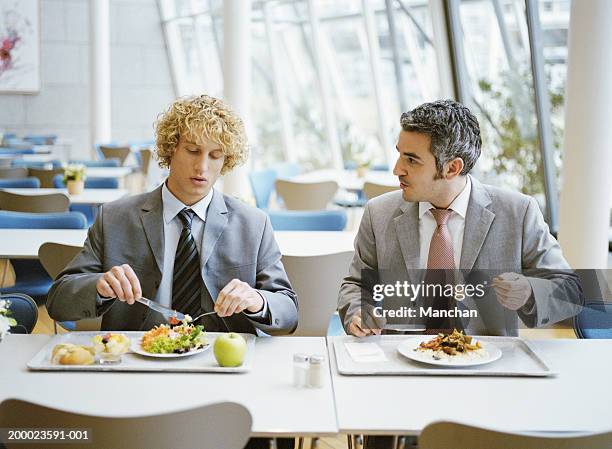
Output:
[{"xmin": 400, "ymin": 99, "xmax": 481, "ymax": 177}]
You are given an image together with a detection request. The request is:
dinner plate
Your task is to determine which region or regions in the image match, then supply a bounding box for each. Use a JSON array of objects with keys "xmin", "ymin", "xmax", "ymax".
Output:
[
  {"xmin": 397, "ymin": 337, "xmax": 502, "ymax": 367},
  {"xmin": 131, "ymin": 339, "xmax": 210, "ymax": 358}
]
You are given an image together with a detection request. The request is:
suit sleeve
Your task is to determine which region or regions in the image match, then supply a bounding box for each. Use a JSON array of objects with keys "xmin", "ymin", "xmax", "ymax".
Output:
[
  {"xmin": 518, "ymin": 197, "xmax": 584, "ymax": 327},
  {"xmin": 246, "ymin": 215, "xmax": 298, "ymax": 335},
  {"xmin": 337, "ymin": 202, "xmax": 378, "ymax": 332},
  {"xmin": 46, "ymin": 206, "xmax": 115, "ymax": 322}
]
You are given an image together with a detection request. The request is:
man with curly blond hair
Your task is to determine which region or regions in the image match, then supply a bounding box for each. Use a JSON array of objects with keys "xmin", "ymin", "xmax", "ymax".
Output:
[{"xmin": 48, "ymin": 95, "xmax": 298, "ymax": 337}]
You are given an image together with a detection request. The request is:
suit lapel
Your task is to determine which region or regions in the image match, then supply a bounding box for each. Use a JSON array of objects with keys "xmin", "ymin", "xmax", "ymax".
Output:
[
  {"xmin": 394, "ymin": 202, "xmax": 420, "ymax": 272},
  {"xmin": 460, "ymin": 176, "xmax": 495, "ymax": 270},
  {"xmin": 139, "ymin": 186, "xmax": 164, "ymax": 274},
  {"xmin": 201, "ymin": 190, "xmax": 228, "ymax": 268}
]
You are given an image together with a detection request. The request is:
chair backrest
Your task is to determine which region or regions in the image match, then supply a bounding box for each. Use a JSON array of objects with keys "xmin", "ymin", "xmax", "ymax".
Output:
[
  {"xmin": 0, "ymin": 211, "xmax": 87, "ymax": 229},
  {"xmin": 28, "ymin": 167, "xmax": 64, "ymax": 188},
  {"xmin": 0, "ymin": 167, "xmax": 28, "ymax": 179},
  {"xmin": 573, "ymin": 300, "xmax": 612, "ymax": 339},
  {"xmin": 1, "ymin": 293, "xmax": 38, "ymax": 334},
  {"xmin": 38, "ymin": 242, "xmax": 84, "ymax": 279},
  {"xmin": 249, "ymin": 168, "xmax": 277, "ymax": 209},
  {"xmin": 283, "ymin": 251, "xmax": 354, "ymax": 336},
  {"xmin": 0, "ymin": 177, "xmax": 40, "ymax": 188},
  {"xmin": 0, "ymin": 191, "xmax": 70, "ymax": 213},
  {"xmin": 69, "ymin": 158, "xmax": 120, "ymax": 167},
  {"xmin": 0, "ymin": 399, "xmax": 252, "ymax": 449},
  {"xmin": 140, "ymin": 148, "xmax": 152, "ymax": 175},
  {"xmin": 52, "ymin": 174, "xmax": 119, "ymax": 189},
  {"xmin": 24, "ymin": 134, "xmax": 57, "ymax": 145},
  {"xmin": 268, "ymin": 210, "xmax": 347, "ymax": 231},
  {"xmin": 275, "ymin": 179, "xmax": 338, "ymax": 210},
  {"xmin": 100, "ymin": 145, "xmax": 131, "ymax": 165},
  {"xmin": 419, "ymin": 421, "xmax": 612, "ymax": 449},
  {"xmin": 363, "ymin": 181, "xmax": 399, "ymax": 200}
]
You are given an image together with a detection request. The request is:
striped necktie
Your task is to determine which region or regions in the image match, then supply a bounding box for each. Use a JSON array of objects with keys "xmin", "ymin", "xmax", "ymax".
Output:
[{"xmin": 171, "ymin": 208, "xmax": 203, "ymax": 317}]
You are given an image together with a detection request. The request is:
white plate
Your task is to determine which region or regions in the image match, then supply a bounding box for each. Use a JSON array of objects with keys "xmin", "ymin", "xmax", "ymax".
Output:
[
  {"xmin": 131, "ymin": 339, "xmax": 210, "ymax": 359},
  {"xmin": 397, "ymin": 337, "xmax": 502, "ymax": 367}
]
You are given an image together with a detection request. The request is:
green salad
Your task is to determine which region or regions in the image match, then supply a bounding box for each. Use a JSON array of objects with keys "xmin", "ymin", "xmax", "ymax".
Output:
[{"xmin": 141, "ymin": 323, "xmax": 207, "ymax": 354}]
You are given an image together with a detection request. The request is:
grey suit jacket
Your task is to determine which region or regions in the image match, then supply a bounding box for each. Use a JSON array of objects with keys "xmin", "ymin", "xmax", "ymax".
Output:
[
  {"xmin": 338, "ymin": 176, "xmax": 583, "ymax": 336},
  {"xmin": 47, "ymin": 186, "xmax": 298, "ymax": 335}
]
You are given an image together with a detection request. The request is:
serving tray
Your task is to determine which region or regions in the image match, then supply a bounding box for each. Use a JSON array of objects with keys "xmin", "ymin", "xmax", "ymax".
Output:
[
  {"xmin": 27, "ymin": 331, "xmax": 256, "ymax": 373},
  {"xmin": 330, "ymin": 335, "xmax": 556, "ymax": 377}
]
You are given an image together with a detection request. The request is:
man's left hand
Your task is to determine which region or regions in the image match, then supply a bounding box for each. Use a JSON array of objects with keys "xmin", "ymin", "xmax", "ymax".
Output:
[
  {"xmin": 492, "ymin": 272, "xmax": 532, "ymax": 310},
  {"xmin": 215, "ymin": 279, "xmax": 263, "ymax": 317}
]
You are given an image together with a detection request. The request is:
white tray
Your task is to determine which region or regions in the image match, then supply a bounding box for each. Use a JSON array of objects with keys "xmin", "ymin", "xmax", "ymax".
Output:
[
  {"xmin": 27, "ymin": 331, "xmax": 256, "ymax": 373},
  {"xmin": 330, "ymin": 335, "xmax": 556, "ymax": 377}
]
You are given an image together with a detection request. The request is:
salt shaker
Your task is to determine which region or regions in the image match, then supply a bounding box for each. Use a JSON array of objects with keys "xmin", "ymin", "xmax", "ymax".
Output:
[
  {"xmin": 293, "ymin": 353, "xmax": 309, "ymax": 388},
  {"xmin": 308, "ymin": 354, "xmax": 325, "ymax": 388}
]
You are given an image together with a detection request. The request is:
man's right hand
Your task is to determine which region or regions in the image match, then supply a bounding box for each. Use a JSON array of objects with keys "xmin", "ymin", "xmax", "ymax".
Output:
[
  {"xmin": 96, "ymin": 264, "xmax": 142, "ymax": 305},
  {"xmin": 348, "ymin": 310, "xmax": 384, "ymax": 337}
]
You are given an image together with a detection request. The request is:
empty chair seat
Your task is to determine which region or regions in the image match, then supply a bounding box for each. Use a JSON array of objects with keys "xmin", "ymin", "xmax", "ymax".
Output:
[
  {"xmin": 267, "ymin": 210, "xmax": 347, "ymax": 231},
  {"xmin": 28, "ymin": 167, "xmax": 64, "ymax": 188},
  {"xmin": 0, "ymin": 177, "xmax": 40, "ymax": 188},
  {"xmin": 0, "ymin": 190, "xmax": 69, "ymax": 213}
]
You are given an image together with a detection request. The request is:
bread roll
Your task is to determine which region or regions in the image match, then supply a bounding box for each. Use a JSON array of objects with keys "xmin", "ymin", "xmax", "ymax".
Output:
[{"xmin": 51, "ymin": 343, "xmax": 95, "ymax": 365}]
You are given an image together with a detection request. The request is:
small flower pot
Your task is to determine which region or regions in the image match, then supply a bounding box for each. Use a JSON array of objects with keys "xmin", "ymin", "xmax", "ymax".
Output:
[{"xmin": 66, "ymin": 180, "xmax": 85, "ymax": 195}]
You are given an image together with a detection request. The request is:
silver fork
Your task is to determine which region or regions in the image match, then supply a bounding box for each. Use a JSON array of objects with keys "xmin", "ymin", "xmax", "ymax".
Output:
[{"xmin": 190, "ymin": 311, "xmax": 217, "ymax": 322}]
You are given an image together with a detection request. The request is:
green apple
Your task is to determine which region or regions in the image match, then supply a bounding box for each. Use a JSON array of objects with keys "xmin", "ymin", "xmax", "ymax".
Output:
[{"xmin": 213, "ymin": 333, "xmax": 247, "ymax": 367}]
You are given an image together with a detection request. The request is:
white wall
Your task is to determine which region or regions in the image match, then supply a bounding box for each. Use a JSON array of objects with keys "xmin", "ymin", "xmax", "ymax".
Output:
[{"xmin": 0, "ymin": 0, "xmax": 174, "ymax": 159}]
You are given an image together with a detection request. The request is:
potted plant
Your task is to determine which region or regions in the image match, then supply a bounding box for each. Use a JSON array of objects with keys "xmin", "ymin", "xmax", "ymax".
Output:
[
  {"xmin": 63, "ymin": 164, "xmax": 87, "ymax": 195},
  {"xmin": 0, "ymin": 298, "xmax": 17, "ymax": 342}
]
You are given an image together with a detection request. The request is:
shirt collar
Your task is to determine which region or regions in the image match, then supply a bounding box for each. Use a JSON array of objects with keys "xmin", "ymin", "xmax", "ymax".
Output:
[
  {"xmin": 418, "ymin": 176, "xmax": 472, "ymax": 219},
  {"xmin": 162, "ymin": 182, "xmax": 214, "ymax": 225}
]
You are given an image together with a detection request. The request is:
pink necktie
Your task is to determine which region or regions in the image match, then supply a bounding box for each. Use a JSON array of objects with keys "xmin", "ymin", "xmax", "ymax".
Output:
[{"xmin": 427, "ymin": 208, "xmax": 455, "ymax": 269}]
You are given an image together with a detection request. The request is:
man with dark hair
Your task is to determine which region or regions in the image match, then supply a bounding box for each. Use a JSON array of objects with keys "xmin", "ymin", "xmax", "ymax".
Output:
[{"xmin": 338, "ymin": 99, "xmax": 582, "ymax": 337}]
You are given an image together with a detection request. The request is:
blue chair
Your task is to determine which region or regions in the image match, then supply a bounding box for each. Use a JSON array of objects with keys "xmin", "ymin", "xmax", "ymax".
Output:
[
  {"xmin": 371, "ymin": 163, "xmax": 390, "ymax": 171},
  {"xmin": 0, "ymin": 211, "xmax": 88, "ymax": 304},
  {"xmin": 52, "ymin": 174, "xmax": 119, "ymax": 189},
  {"xmin": 1, "ymin": 293, "xmax": 38, "ymax": 334},
  {"xmin": 0, "ymin": 177, "xmax": 40, "ymax": 188},
  {"xmin": 68, "ymin": 159, "xmax": 120, "ymax": 167},
  {"xmin": 0, "ymin": 147, "xmax": 35, "ymax": 155},
  {"xmin": 267, "ymin": 210, "xmax": 347, "ymax": 231},
  {"xmin": 11, "ymin": 159, "xmax": 63, "ymax": 169},
  {"xmin": 24, "ymin": 134, "xmax": 57, "ymax": 145},
  {"xmin": 574, "ymin": 300, "xmax": 612, "ymax": 339},
  {"xmin": 3, "ymin": 138, "xmax": 34, "ymax": 149},
  {"xmin": 249, "ymin": 168, "xmax": 277, "ymax": 209}
]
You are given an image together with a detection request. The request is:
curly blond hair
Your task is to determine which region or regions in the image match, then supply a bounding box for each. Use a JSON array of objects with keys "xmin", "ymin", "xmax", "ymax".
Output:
[{"xmin": 154, "ymin": 95, "xmax": 248, "ymax": 174}]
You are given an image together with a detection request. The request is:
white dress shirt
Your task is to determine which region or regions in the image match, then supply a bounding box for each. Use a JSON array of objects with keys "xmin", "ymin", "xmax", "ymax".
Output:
[
  {"xmin": 156, "ymin": 183, "xmax": 267, "ymax": 317},
  {"xmin": 418, "ymin": 176, "xmax": 472, "ymax": 268}
]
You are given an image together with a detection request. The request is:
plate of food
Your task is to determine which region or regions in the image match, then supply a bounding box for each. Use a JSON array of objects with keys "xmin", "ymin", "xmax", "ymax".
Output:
[
  {"xmin": 397, "ymin": 329, "xmax": 502, "ymax": 367},
  {"xmin": 132, "ymin": 321, "xmax": 209, "ymax": 358}
]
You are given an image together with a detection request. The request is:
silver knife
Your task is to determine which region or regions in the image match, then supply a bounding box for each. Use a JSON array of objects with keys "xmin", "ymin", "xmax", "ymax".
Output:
[{"xmin": 136, "ymin": 297, "xmax": 186, "ymax": 322}]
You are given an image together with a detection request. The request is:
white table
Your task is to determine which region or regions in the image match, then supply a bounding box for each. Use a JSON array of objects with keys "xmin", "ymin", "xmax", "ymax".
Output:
[
  {"xmin": 288, "ymin": 169, "xmax": 397, "ymax": 192},
  {"xmin": 1, "ymin": 188, "xmax": 128, "ymax": 205},
  {"xmin": 0, "ymin": 230, "xmax": 355, "ymax": 259},
  {"xmin": 0, "ymin": 334, "xmax": 338, "ymax": 437},
  {"xmin": 86, "ymin": 166, "xmax": 134, "ymax": 179},
  {"xmin": 328, "ymin": 337, "xmax": 612, "ymax": 435}
]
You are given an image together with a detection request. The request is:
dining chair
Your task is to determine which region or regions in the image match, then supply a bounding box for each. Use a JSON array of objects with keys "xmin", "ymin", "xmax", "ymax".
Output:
[
  {"xmin": 140, "ymin": 148, "xmax": 153, "ymax": 176},
  {"xmin": 249, "ymin": 168, "xmax": 277, "ymax": 209},
  {"xmin": 52, "ymin": 174, "xmax": 119, "ymax": 189},
  {"xmin": 0, "ymin": 167, "xmax": 28, "ymax": 179},
  {"xmin": 419, "ymin": 421, "xmax": 612, "ymax": 449},
  {"xmin": 0, "ymin": 191, "xmax": 69, "ymax": 213},
  {"xmin": 0, "ymin": 177, "xmax": 40, "ymax": 188},
  {"xmin": 100, "ymin": 145, "xmax": 131, "ymax": 165},
  {"xmin": 0, "ymin": 399, "xmax": 252, "ymax": 449},
  {"xmin": 1, "ymin": 293, "xmax": 38, "ymax": 334},
  {"xmin": 283, "ymin": 251, "xmax": 353, "ymax": 336},
  {"xmin": 573, "ymin": 300, "xmax": 612, "ymax": 339},
  {"xmin": 0, "ymin": 211, "xmax": 87, "ymax": 305},
  {"xmin": 27, "ymin": 167, "xmax": 64, "ymax": 188},
  {"xmin": 268, "ymin": 210, "xmax": 347, "ymax": 231},
  {"xmin": 38, "ymin": 242, "xmax": 101, "ymax": 333},
  {"xmin": 275, "ymin": 179, "xmax": 338, "ymax": 210},
  {"xmin": 273, "ymin": 162, "xmax": 302, "ymax": 178},
  {"xmin": 23, "ymin": 134, "xmax": 57, "ymax": 145},
  {"xmin": 363, "ymin": 181, "xmax": 399, "ymax": 200}
]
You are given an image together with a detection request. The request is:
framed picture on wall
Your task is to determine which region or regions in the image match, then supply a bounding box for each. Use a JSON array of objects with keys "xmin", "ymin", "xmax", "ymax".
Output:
[{"xmin": 0, "ymin": 0, "xmax": 40, "ymax": 93}]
